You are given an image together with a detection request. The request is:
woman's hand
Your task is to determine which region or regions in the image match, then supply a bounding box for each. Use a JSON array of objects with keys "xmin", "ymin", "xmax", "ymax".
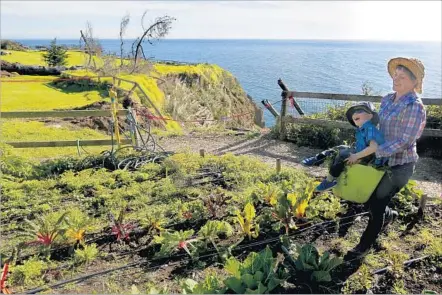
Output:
[{"xmin": 345, "ymin": 153, "xmax": 360, "ymax": 165}]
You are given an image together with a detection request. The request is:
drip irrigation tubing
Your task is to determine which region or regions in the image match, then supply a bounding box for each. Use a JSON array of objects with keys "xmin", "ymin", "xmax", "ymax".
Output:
[
  {"xmin": 371, "ymin": 255, "xmax": 430, "ymax": 275},
  {"xmin": 12, "ymin": 210, "xmax": 368, "ymax": 266},
  {"xmin": 22, "ymin": 214, "xmax": 367, "ymax": 293}
]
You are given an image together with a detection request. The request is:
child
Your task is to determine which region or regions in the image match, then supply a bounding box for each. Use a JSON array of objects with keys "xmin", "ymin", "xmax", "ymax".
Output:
[{"xmin": 301, "ymin": 102, "xmax": 387, "ymax": 192}]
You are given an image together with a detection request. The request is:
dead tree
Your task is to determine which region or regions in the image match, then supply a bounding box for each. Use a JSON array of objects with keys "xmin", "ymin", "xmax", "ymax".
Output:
[
  {"xmin": 120, "ymin": 14, "xmax": 130, "ymax": 67},
  {"xmin": 79, "ymin": 22, "xmax": 102, "ymax": 70},
  {"xmin": 130, "ymin": 12, "xmax": 175, "ymax": 74}
]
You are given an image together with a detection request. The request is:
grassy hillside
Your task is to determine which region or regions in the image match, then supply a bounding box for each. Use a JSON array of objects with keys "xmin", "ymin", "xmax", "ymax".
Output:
[
  {"xmin": 1, "ymin": 75, "xmax": 109, "ymax": 111},
  {"xmin": 1, "ymin": 50, "xmax": 90, "ymax": 67},
  {"xmin": 1, "ymin": 120, "xmax": 109, "ymax": 159},
  {"xmin": 1, "ymin": 50, "xmax": 258, "ymax": 159}
]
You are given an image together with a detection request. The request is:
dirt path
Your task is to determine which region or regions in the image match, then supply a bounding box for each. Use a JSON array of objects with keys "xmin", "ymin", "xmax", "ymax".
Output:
[{"xmin": 157, "ymin": 132, "xmax": 442, "ymax": 198}]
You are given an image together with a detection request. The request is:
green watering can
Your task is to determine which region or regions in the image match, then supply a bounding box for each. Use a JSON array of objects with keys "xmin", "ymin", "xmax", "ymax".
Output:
[{"xmin": 332, "ymin": 164, "xmax": 386, "ymax": 204}]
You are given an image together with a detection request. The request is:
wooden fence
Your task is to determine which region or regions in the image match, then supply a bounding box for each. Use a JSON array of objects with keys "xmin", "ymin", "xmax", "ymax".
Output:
[
  {"xmin": 1, "ymin": 74, "xmax": 167, "ymax": 149},
  {"xmin": 1, "ymin": 110, "xmax": 134, "ymax": 148},
  {"xmin": 276, "ymin": 81, "xmax": 442, "ymax": 140}
]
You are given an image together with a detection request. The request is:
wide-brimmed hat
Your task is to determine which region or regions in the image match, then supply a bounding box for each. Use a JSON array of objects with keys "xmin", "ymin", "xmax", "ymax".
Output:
[
  {"xmin": 388, "ymin": 57, "xmax": 425, "ymax": 94},
  {"xmin": 346, "ymin": 101, "xmax": 379, "ymax": 127}
]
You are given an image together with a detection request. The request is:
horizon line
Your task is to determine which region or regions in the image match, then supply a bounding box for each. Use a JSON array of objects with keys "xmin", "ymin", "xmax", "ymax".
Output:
[{"xmin": 5, "ymin": 37, "xmax": 442, "ymax": 43}]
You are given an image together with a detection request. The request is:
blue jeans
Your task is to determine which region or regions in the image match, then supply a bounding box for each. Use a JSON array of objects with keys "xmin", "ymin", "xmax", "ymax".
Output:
[
  {"xmin": 357, "ymin": 162, "xmax": 416, "ymax": 249},
  {"xmin": 317, "ymin": 145, "xmax": 373, "ymax": 178}
]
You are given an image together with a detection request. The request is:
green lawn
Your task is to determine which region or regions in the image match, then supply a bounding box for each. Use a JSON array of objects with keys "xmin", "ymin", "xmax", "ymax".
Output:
[
  {"xmin": 1, "ymin": 50, "xmax": 90, "ymax": 67},
  {"xmin": 1, "ymin": 120, "xmax": 110, "ymax": 159},
  {"xmin": 1, "ymin": 75, "xmax": 109, "ymax": 111}
]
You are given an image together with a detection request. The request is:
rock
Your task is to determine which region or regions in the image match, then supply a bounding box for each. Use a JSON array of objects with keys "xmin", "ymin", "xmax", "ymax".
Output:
[{"xmin": 0, "ymin": 50, "xmax": 11, "ymax": 55}]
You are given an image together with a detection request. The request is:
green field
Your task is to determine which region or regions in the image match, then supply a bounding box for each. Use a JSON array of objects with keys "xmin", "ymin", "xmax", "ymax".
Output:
[
  {"xmin": 1, "ymin": 50, "xmax": 90, "ymax": 67},
  {"xmin": 1, "ymin": 75, "xmax": 110, "ymax": 111}
]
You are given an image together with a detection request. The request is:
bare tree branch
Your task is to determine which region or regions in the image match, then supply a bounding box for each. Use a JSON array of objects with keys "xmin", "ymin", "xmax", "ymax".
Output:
[
  {"xmin": 130, "ymin": 13, "xmax": 175, "ymax": 74},
  {"xmin": 79, "ymin": 22, "xmax": 102, "ymax": 72},
  {"xmin": 120, "ymin": 14, "xmax": 130, "ymax": 67}
]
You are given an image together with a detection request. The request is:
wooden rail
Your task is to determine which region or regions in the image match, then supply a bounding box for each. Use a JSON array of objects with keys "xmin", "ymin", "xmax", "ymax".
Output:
[
  {"xmin": 289, "ymin": 91, "xmax": 442, "ymax": 106},
  {"xmin": 278, "ymin": 88, "xmax": 442, "ymax": 141},
  {"xmin": 1, "ymin": 109, "xmax": 134, "ymax": 149},
  {"xmin": 1, "ymin": 110, "xmax": 129, "ymax": 119},
  {"xmin": 283, "ymin": 116, "xmax": 442, "ymax": 138},
  {"xmin": 5, "ymin": 139, "xmax": 133, "ymax": 148}
]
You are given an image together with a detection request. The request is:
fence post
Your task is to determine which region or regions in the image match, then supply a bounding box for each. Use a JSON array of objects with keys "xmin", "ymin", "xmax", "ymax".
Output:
[
  {"xmin": 200, "ymin": 149, "xmax": 205, "ymax": 157},
  {"xmin": 127, "ymin": 107, "xmax": 141, "ymax": 149},
  {"xmin": 278, "ymin": 79, "xmax": 288, "ymax": 141},
  {"xmin": 418, "ymin": 194, "xmax": 429, "ymax": 217},
  {"xmin": 276, "ymin": 158, "xmax": 281, "ymax": 173}
]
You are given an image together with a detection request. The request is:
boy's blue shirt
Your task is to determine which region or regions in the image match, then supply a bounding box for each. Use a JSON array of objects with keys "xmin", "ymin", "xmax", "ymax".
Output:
[{"xmin": 355, "ymin": 120, "xmax": 388, "ymax": 166}]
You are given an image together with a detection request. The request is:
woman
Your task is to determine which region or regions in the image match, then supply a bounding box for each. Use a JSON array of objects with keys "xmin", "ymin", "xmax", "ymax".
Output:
[{"xmin": 346, "ymin": 57, "xmax": 427, "ymax": 259}]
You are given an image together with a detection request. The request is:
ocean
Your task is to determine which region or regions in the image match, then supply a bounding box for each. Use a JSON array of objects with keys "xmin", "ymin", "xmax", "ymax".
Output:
[{"xmin": 13, "ymin": 39, "xmax": 442, "ymax": 126}]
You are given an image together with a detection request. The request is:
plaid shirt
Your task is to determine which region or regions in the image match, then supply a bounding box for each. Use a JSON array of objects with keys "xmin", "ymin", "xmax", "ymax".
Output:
[{"xmin": 375, "ymin": 91, "xmax": 426, "ymax": 166}]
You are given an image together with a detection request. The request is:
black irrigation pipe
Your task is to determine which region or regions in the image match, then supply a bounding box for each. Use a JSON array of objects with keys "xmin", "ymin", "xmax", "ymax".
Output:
[
  {"xmin": 24, "ymin": 214, "xmax": 366, "ymax": 294},
  {"xmin": 14, "ymin": 210, "xmax": 368, "ymax": 268},
  {"xmin": 371, "ymin": 255, "xmax": 430, "ymax": 275}
]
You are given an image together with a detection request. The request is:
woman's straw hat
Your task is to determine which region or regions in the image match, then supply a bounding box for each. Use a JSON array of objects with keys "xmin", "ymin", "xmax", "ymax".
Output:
[{"xmin": 388, "ymin": 57, "xmax": 425, "ymax": 94}]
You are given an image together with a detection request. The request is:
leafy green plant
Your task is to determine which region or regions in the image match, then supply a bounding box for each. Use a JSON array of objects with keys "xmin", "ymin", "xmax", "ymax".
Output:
[
  {"xmin": 235, "ymin": 203, "xmax": 259, "ymax": 240},
  {"xmin": 108, "ymin": 207, "xmax": 134, "ymax": 242},
  {"xmin": 386, "ymin": 250, "xmax": 408, "ymax": 278},
  {"xmin": 342, "ymin": 264, "xmax": 373, "ymax": 294},
  {"xmin": 65, "ymin": 208, "xmax": 93, "ymax": 245},
  {"xmin": 198, "ymin": 220, "xmax": 234, "ymax": 260},
  {"xmin": 73, "ymin": 244, "xmax": 99, "ymax": 265},
  {"xmin": 202, "ymin": 190, "xmax": 229, "ymax": 218},
  {"xmin": 153, "ymin": 230, "xmax": 199, "ymax": 258},
  {"xmin": 271, "ymin": 193, "xmax": 296, "ymax": 234},
  {"xmin": 140, "ymin": 210, "xmax": 167, "ymax": 234},
  {"xmin": 178, "ymin": 200, "xmax": 207, "ymax": 222},
  {"xmin": 9, "ymin": 256, "xmax": 45, "ymax": 287},
  {"xmin": 252, "ymin": 182, "xmax": 281, "ymax": 206},
  {"xmin": 393, "ymin": 180, "xmax": 423, "ymax": 216},
  {"xmin": 182, "ymin": 274, "xmax": 226, "ymax": 294},
  {"xmin": 292, "ymin": 244, "xmax": 343, "ymax": 283},
  {"xmin": 306, "ymin": 192, "xmax": 346, "ymax": 220},
  {"xmin": 223, "ymin": 246, "xmax": 288, "ymax": 294},
  {"xmin": 19, "ymin": 212, "xmax": 69, "ymax": 258},
  {"xmin": 287, "ymin": 179, "xmax": 318, "ymax": 219},
  {"xmin": 392, "ymin": 279, "xmax": 408, "ymax": 294}
]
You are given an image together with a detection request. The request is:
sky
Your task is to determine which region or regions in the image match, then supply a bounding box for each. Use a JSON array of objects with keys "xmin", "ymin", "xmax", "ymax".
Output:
[{"xmin": 1, "ymin": 1, "xmax": 441, "ymax": 41}]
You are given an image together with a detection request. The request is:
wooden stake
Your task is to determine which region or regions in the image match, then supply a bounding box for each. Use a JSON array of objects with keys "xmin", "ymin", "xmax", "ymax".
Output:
[
  {"xmin": 276, "ymin": 158, "xmax": 281, "ymax": 173},
  {"xmin": 200, "ymin": 149, "xmax": 205, "ymax": 157},
  {"xmin": 418, "ymin": 194, "xmax": 429, "ymax": 216}
]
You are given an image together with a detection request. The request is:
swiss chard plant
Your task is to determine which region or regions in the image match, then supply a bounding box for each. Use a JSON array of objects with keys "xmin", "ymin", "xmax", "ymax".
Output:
[
  {"xmin": 108, "ymin": 207, "xmax": 134, "ymax": 242},
  {"xmin": 64, "ymin": 208, "xmax": 93, "ymax": 246},
  {"xmin": 202, "ymin": 190, "xmax": 229, "ymax": 218},
  {"xmin": 140, "ymin": 210, "xmax": 166, "ymax": 235},
  {"xmin": 251, "ymin": 182, "xmax": 281, "ymax": 206},
  {"xmin": 288, "ymin": 180, "xmax": 318, "ymax": 220},
  {"xmin": 153, "ymin": 230, "xmax": 200, "ymax": 258},
  {"xmin": 271, "ymin": 193, "xmax": 297, "ymax": 234},
  {"xmin": 198, "ymin": 220, "xmax": 234, "ymax": 261},
  {"xmin": 19, "ymin": 212, "xmax": 69, "ymax": 258},
  {"xmin": 224, "ymin": 246, "xmax": 288, "ymax": 294},
  {"xmin": 291, "ymin": 244, "xmax": 343, "ymax": 283},
  {"xmin": 236, "ymin": 203, "xmax": 259, "ymax": 240}
]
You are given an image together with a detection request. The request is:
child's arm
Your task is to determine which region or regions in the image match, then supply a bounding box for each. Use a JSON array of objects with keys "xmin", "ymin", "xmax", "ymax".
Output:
[{"xmin": 345, "ymin": 140, "xmax": 378, "ymax": 164}]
